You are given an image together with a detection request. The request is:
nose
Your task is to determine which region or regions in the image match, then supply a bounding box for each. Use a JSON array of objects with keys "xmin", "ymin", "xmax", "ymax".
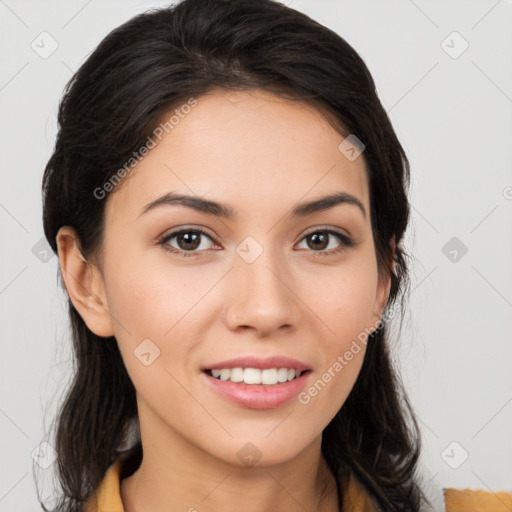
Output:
[{"xmin": 223, "ymin": 245, "xmax": 302, "ymax": 337}]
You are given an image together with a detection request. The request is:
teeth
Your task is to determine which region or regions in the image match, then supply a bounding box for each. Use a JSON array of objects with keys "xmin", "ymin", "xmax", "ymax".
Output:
[
  {"xmin": 244, "ymin": 368, "xmax": 261, "ymax": 384},
  {"xmin": 230, "ymin": 367, "xmax": 244, "ymax": 383},
  {"xmin": 277, "ymin": 368, "xmax": 288, "ymax": 383},
  {"xmin": 208, "ymin": 367, "xmax": 303, "ymax": 385}
]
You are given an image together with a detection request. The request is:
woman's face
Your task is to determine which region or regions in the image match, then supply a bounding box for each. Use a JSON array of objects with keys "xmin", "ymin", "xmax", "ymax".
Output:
[{"xmin": 73, "ymin": 88, "xmax": 390, "ymax": 466}]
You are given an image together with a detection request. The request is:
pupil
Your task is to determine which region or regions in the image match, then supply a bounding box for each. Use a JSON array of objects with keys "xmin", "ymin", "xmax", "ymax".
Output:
[
  {"xmin": 309, "ymin": 232, "xmax": 328, "ymax": 250},
  {"xmin": 179, "ymin": 232, "xmax": 200, "ymax": 250}
]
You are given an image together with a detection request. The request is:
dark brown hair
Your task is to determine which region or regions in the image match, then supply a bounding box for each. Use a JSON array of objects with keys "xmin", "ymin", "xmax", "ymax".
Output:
[{"xmin": 40, "ymin": 0, "xmax": 429, "ymax": 510}]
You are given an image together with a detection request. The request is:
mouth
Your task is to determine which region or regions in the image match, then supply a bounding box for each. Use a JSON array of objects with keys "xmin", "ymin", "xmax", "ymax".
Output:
[
  {"xmin": 203, "ymin": 367, "xmax": 310, "ymax": 386},
  {"xmin": 201, "ymin": 368, "xmax": 312, "ymax": 409}
]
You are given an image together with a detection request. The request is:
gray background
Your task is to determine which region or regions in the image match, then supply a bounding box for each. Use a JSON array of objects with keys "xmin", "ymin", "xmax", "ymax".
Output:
[{"xmin": 1, "ymin": 0, "xmax": 511, "ymax": 510}]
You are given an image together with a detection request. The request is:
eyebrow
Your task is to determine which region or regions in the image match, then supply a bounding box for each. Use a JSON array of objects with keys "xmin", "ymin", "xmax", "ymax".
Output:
[{"xmin": 139, "ymin": 191, "xmax": 366, "ymax": 220}]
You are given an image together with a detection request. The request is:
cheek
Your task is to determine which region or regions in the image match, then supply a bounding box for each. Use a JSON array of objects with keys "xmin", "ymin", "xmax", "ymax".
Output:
[
  {"xmin": 308, "ymin": 255, "xmax": 379, "ymax": 346},
  {"xmin": 300, "ymin": 254, "xmax": 378, "ymax": 409},
  {"xmin": 100, "ymin": 259, "xmax": 172, "ymax": 377},
  {"xmin": 102, "ymin": 250, "xmax": 215, "ymax": 385},
  {"xmin": 104, "ymin": 266, "xmax": 194, "ymax": 410},
  {"xmin": 104, "ymin": 250, "xmax": 202, "ymax": 339}
]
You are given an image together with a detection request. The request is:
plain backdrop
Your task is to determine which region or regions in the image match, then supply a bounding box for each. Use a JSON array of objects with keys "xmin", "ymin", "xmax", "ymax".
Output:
[{"xmin": 1, "ymin": 1, "xmax": 511, "ymax": 510}]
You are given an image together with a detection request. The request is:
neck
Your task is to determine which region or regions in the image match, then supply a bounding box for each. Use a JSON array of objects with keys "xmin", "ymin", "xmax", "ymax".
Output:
[{"xmin": 120, "ymin": 408, "xmax": 339, "ymax": 512}]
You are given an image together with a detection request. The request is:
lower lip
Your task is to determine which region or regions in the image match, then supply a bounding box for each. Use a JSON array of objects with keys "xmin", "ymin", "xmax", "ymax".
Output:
[{"xmin": 201, "ymin": 370, "xmax": 311, "ymax": 409}]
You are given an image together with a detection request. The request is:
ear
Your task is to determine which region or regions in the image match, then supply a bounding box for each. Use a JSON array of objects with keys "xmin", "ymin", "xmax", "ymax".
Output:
[
  {"xmin": 369, "ymin": 235, "xmax": 395, "ymax": 332},
  {"xmin": 56, "ymin": 226, "xmax": 115, "ymax": 338}
]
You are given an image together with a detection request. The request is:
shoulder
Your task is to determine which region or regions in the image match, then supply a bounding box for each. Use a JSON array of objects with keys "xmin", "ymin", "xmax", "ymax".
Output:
[
  {"xmin": 344, "ymin": 475, "xmax": 512, "ymax": 512},
  {"xmin": 444, "ymin": 486, "xmax": 512, "ymax": 511},
  {"xmin": 84, "ymin": 449, "xmax": 138, "ymax": 512},
  {"xmin": 341, "ymin": 475, "xmax": 378, "ymax": 511}
]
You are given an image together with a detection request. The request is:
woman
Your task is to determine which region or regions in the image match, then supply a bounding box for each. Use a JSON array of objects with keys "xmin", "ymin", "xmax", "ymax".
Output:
[{"xmin": 39, "ymin": 0, "xmax": 506, "ymax": 510}]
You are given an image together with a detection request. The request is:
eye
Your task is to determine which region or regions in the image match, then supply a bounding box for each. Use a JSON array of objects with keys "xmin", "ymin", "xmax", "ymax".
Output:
[
  {"xmin": 158, "ymin": 227, "xmax": 218, "ymax": 257},
  {"xmin": 157, "ymin": 226, "xmax": 355, "ymax": 258},
  {"xmin": 296, "ymin": 229, "xmax": 355, "ymax": 256}
]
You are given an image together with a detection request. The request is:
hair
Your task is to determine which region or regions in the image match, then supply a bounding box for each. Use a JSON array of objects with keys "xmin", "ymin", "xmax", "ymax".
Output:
[{"xmin": 39, "ymin": 0, "xmax": 430, "ymax": 510}]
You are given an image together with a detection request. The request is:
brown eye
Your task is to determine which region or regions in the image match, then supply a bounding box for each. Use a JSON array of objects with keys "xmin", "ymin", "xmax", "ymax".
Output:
[
  {"xmin": 296, "ymin": 229, "xmax": 355, "ymax": 256},
  {"xmin": 306, "ymin": 232, "xmax": 330, "ymax": 250},
  {"xmin": 175, "ymin": 231, "xmax": 202, "ymax": 251},
  {"xmin": 159, "ymin": 228, "xmax": 217, "ymax": 257}
]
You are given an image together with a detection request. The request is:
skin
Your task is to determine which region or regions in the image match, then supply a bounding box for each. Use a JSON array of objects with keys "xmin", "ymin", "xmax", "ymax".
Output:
[{"xmin": 56, "ymin": 88, "xmax": 393, "ymax": 512}]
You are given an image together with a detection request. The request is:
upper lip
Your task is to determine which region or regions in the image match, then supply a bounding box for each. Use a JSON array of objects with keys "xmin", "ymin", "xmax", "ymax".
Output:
[{"xmin": 202, "ymin": 356, "xmax": 311, "ymax": 372}]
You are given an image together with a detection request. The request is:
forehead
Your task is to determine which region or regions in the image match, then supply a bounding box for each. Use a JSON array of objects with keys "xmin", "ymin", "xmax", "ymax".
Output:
[{"xmin": 105, "ymin": 88, "xmax": 369, "ymax": 223}]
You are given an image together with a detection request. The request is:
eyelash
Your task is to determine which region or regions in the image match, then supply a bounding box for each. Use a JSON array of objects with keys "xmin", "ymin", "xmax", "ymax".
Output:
[{"xmin": 157, "ymin": 226, "xmax": 355, "ymax": 258}]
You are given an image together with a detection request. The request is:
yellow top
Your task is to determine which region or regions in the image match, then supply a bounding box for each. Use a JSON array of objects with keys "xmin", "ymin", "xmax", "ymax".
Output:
[
  {"xmin": 443, "ymin": 487, "xmax": 512, "ymax": 511},
  {"xmin": 84, "ymin": 454, "xmax": 512, "ymax": 512}
]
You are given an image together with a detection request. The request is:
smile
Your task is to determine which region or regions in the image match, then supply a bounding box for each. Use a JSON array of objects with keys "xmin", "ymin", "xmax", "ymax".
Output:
[
  {"xmin": 205, "ymin": 367, "xmax": 303, "ymax": 385},
  {"xmin": 201, "ymin": 369, "xmax": 312, "ymax": 409}
]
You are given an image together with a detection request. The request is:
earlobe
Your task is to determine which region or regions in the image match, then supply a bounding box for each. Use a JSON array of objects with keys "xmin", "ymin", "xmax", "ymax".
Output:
[{"xmin": 56, "ymin": 226, "xmax": 115, "ymax": 338}]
